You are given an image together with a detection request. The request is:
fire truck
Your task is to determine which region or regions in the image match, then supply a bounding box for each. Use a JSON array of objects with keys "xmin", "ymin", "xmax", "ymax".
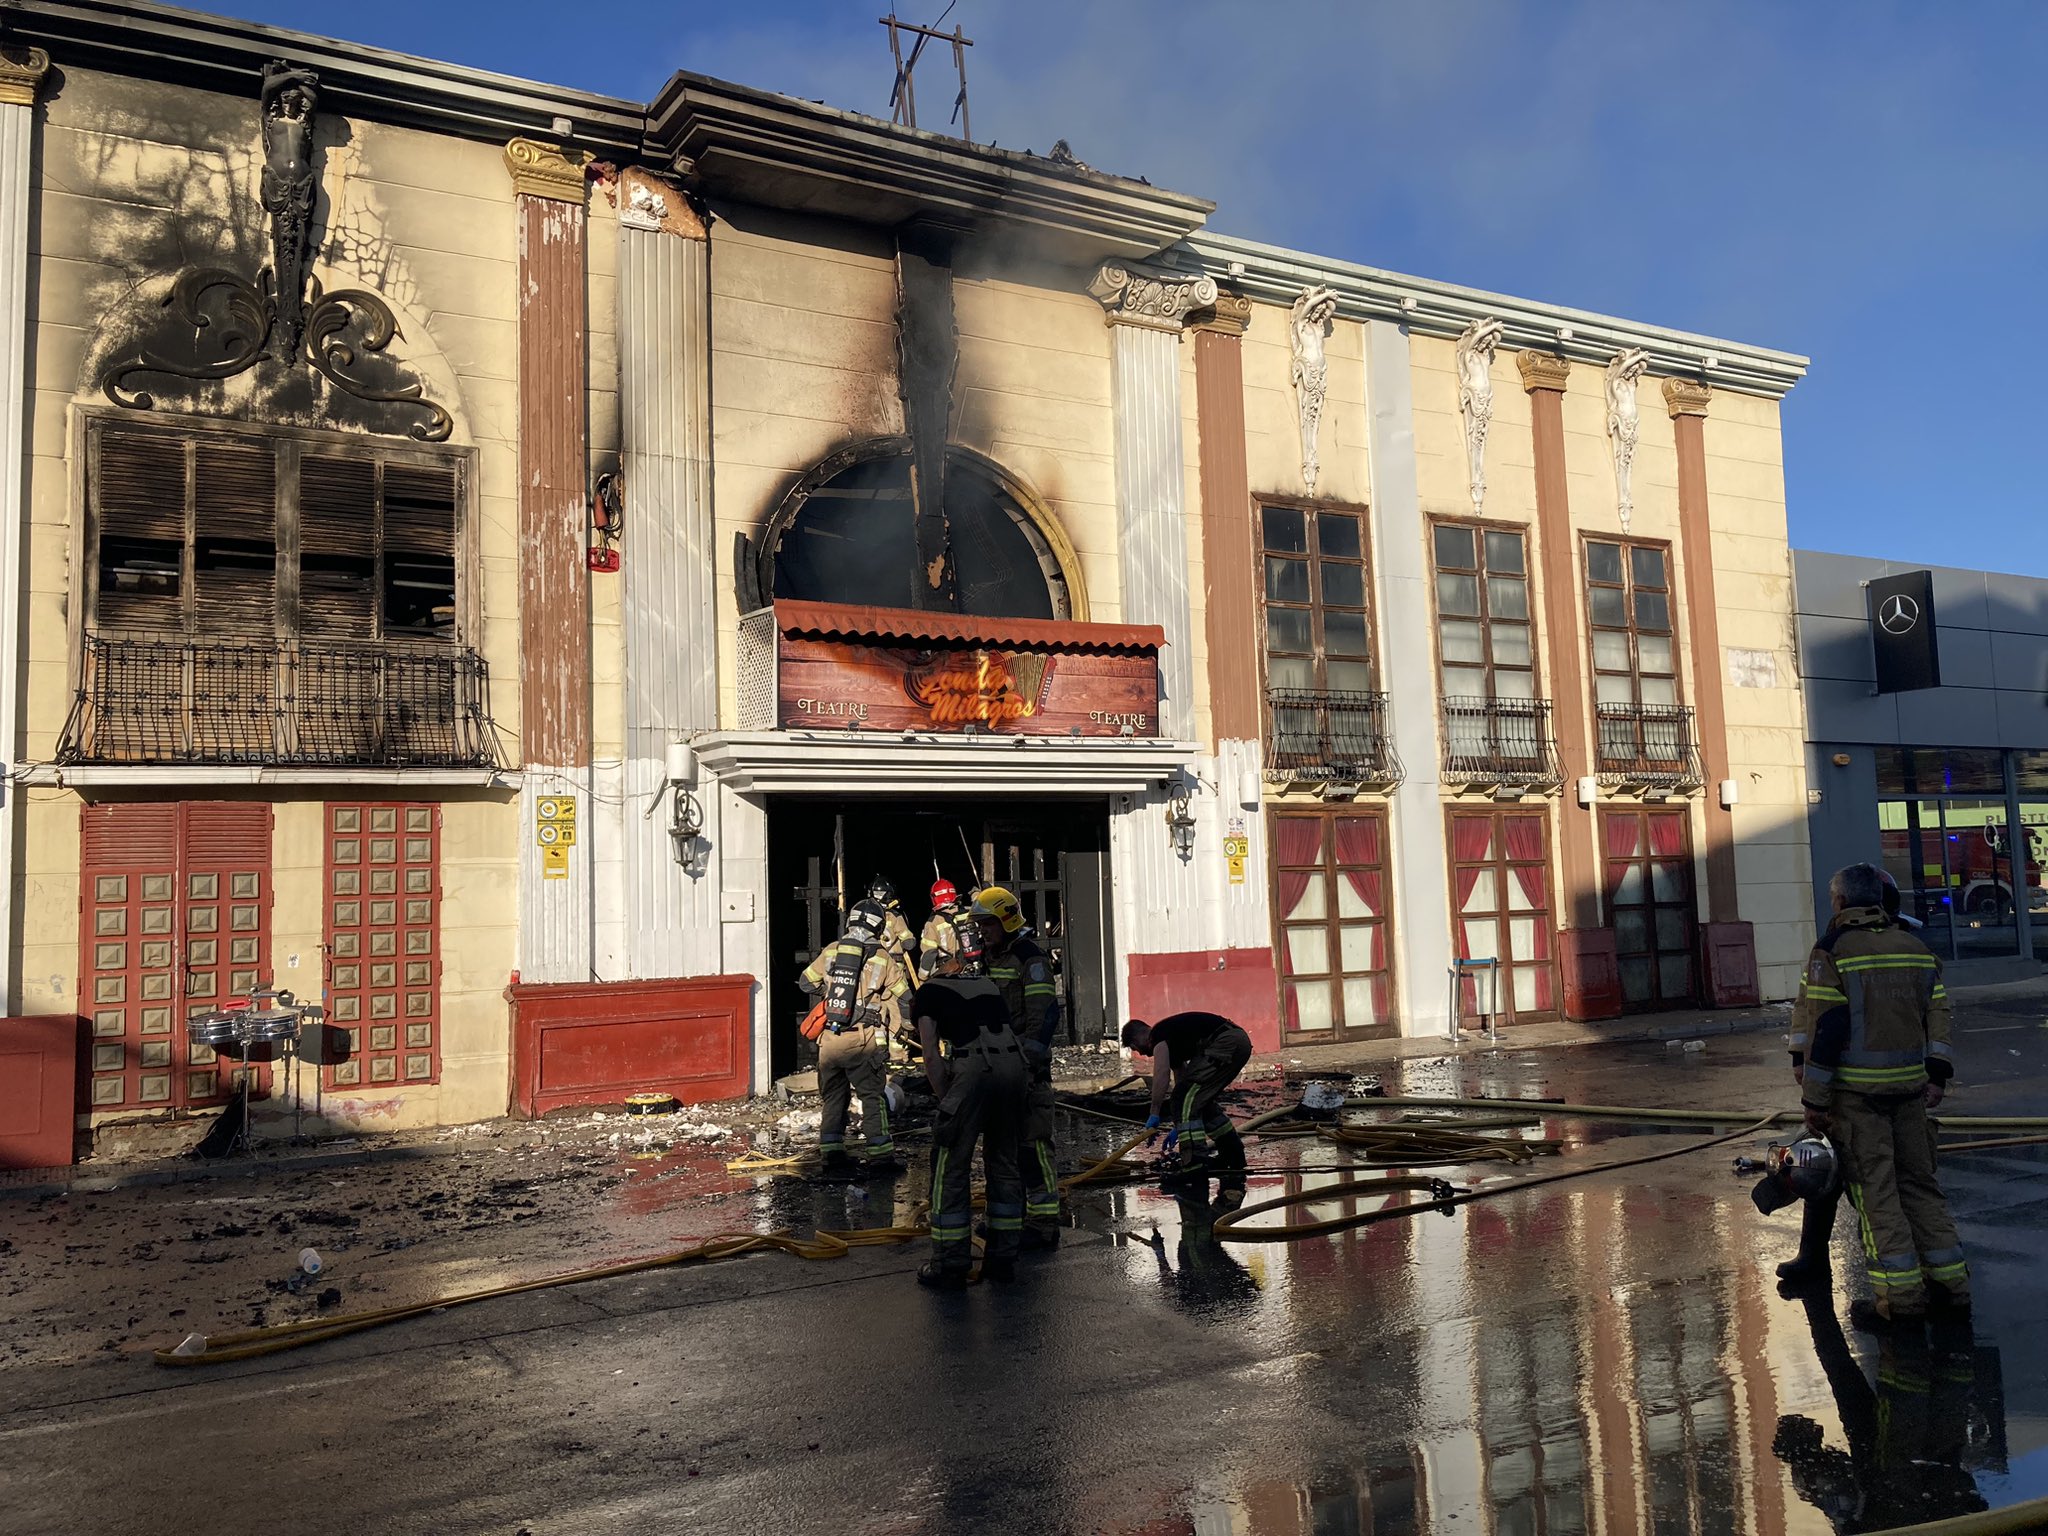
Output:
[{"xmin": 1884, "ymin": 819, "xmax": 2048, "ymax": 916}]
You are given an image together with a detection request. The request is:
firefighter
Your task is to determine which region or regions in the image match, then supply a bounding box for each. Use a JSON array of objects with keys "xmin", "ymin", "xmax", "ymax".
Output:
[
  {"xmin": 909, "ymin": 974, "xmax": 1028, "ymax": 1289},
  {"xmin": 975, "ymin": 885, "xmax": 1063, "ymax": 1246},
  {"xmin": 863, "ymin": 873, "xmax": 919, "ymax": 967},
  {"xmin": 798, "ymin": 894, "xmax": 911, "ymax": 1172},
  {"xmin": 1121, "ymin": 1012, "xmax": 1255, "ymax": 1215},
  {"xmin": 1794, "ymin": 862, "xmax": 1967, "ymax": 1335},
  {"xmin": 920, "ymin": 879, "xmax": 985, "ymax": 979},
  {"xmin": 1780, "ymin": 868, "xmax": 1926, "ymax": 1294}
]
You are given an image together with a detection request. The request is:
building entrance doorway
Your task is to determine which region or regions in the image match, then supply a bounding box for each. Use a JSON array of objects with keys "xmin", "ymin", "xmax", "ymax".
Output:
[{"xmin": 766, "ymin": 797, "xmax": 1111, "ymax": 1081}]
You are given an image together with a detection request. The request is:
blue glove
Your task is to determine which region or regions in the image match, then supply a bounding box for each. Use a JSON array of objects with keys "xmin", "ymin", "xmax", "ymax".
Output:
[
  {"xmin": 1162, "ymin": 1127, "xmax": 1180, "ymax": 1154},
  {"xmin": 1143, "ymin": 1113, "xmax": 1162, "ymax": 1141}
]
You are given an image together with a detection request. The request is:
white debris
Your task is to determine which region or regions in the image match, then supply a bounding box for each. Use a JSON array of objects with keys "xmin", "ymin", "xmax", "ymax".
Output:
[{"xmin": 775, "ymin": 1109, "xmax": 823, "ymax": 1136}]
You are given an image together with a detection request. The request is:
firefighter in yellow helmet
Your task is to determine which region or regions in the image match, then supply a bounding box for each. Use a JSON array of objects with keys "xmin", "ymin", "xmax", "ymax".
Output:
[{"xmin": 974, "ymin": 885, "xmax": 1062, "ymax": 1247}]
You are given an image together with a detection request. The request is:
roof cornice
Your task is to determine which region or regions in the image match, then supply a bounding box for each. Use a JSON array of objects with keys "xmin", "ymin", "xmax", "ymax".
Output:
[
  {"xmin": 0, "ymin": 0, "xmax": 648, "ymax": 158},
  {"xmin": 1188, "ymin": 232, "xmax": 1810, "ymax": 400},
  {"xmin": 647, "ymin": 72, "xmax": 1212, "ymax": 261}
]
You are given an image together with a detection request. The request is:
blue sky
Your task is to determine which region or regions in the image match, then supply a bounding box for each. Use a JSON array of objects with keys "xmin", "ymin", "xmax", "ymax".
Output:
[{"xmin": 216, "ymin": 0, "xmax": 2048, "ymax": 575}]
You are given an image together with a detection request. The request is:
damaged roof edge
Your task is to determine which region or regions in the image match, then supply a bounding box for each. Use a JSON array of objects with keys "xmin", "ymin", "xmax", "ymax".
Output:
[{"xmin": 1191, "ymin": 232, "xmax": 1811, "ymax": 400}]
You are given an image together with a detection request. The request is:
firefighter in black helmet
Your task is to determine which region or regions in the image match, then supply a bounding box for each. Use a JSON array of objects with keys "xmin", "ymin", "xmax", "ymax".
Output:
[
  {"xmin": 799, "ymin": 892, "xmax": 912, "ymax": 1171},
  {"xmin": 976, "ymin": 885, "xmax": 1062, "ymax": 1247}
]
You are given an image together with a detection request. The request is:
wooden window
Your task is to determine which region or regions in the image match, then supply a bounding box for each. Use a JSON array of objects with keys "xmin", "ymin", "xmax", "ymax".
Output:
[
  {"xmin": 86, "ymin": 415, "xmax": 465, "ymax": 644},
  {"xmin": 1260, "ymin": 504, "xmax": 1374, "ymax": 695},
  {"xmin": 1432, "ymin": 523, "xmax": 1535, "ymax": 701},
  {"xmin": 1271, "ymin": 808, "xmax": 1395, "ymax": 1042},
  {"xmin": 1585, "ymin": 539, "xmax": 1677, "ymax": 710}
]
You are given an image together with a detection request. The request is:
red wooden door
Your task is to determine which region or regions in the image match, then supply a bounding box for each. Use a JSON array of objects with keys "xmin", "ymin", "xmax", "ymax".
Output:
[
  {"xmin": 81, "ymin": 803, "xmax": 273, "ymax": 1113},
  {"xmin": 323, "ymin": 802, "xmax": 442, "ymax": 1089}
]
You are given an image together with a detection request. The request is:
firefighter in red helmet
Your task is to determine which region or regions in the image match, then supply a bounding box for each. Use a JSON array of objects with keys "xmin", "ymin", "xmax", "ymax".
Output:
[{"xmin": 920, "ymin": 878, "xmax": 985, "ymax": 979}]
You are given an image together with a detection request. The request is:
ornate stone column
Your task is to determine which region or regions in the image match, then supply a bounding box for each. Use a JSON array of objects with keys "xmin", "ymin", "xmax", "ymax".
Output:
[
  {"xmin": 1090, "ymin": 260, "xmax": 1213, "ymax": 742},
  {"xmin": 0, "ymin": 44, "xmax": 48, "ymax": 1013},
  {"xmin": 506, "ymin": 139, "xmax": 594, "ymax": 984},
  {"xmin": 1518, "ymin": 349, "xmax": 1620, "ymax": 1019},
  {"xmin": 615, "ymin": 169, "xmax": 720, "ymax": 981},
  {"xmin": 1666, "ymin": 378, "xmax": 1756, "ymax": 999}
]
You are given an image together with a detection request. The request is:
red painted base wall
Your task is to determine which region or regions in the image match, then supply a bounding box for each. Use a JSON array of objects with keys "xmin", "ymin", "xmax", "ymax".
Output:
[
  {"xmin": 508, "ymin": 976, "xmax": 754, "ymax": 1118},
  {"xmin": 0, "ymin": 1016, "xmax": 80, "ymax": 1169},
  {"xmin": 1124, "ymin": 949, "xmax": 1280, "ymax": 1054}
]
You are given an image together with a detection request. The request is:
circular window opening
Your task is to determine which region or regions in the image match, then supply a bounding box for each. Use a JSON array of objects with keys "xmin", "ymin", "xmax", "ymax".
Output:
[{"xmin": 766, "ymin": 441, "xmax": 1072, "ymax": 621}]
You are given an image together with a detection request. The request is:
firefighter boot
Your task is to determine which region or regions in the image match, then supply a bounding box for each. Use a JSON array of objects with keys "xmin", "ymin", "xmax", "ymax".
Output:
[{"xmin": 1777, "ymin": 1186, "xmax": 1840, "ymax": 1296}]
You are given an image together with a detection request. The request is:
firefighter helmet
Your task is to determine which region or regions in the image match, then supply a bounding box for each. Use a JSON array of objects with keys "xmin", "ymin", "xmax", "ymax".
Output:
[
  {"xmin": 866, "ymin": 874, "xmax": 898, "ymax": 907},
  {"xmin": 1773, "ymin": 1136, "xmax": 1841, "ymax": 1201},
  {"xmin": 845, "ymin": 898, "xmax": 888, "ymax": 947},
  {"xmin": 972, "ymin": 885, "xmax": 1025, "ymax": 935},
  {"xmin": 930, "ymin": 878, "xmax": 959, "ymax": 909}
]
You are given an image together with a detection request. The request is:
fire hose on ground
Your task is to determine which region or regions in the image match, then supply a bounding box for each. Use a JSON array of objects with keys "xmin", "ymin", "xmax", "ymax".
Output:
[{"xmin": 155, "ymin": 1095, "xmax": 2048, "ymax": 1368}]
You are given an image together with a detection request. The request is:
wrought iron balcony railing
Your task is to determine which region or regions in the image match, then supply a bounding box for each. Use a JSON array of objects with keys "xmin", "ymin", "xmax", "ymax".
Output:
[
  {"xmin": 1440, "ymin": 695, "xmax": 1564, "ymax": 787},
  {"xmin": 1264, "ymin": 688, "xmax": 1402, "ymax": 785},
  {"xmin": 1594, "ymin": 701, "xmax": 1703, "ymax": 789},
  {"xmin": 58, "ymin": 634, "xmax": 500, "ymax": 769}
]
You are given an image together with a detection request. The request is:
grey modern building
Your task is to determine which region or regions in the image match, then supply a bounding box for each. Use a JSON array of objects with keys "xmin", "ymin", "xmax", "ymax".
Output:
[{"xmin": 1796, "ymin": 549, "xmax": 2048, "ymax": 973}]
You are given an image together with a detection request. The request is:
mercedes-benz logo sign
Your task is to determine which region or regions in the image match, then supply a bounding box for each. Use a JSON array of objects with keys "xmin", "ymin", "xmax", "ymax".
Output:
[{"xmin": 1879, "ymin": 593, "xmax": 1921, "ymax": 635}]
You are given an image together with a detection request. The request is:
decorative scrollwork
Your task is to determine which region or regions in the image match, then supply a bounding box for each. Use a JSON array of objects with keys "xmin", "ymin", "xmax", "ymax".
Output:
[
  {"xmin": 303, "ymin": 281, "xmax": 454, "ymax": 442},
  {"xmin": 94, "ymin": 58, "xmax": 453, "ymax": 441},
  {"xmin": 100, "ymin": 268, "xmax": 275, "ymax": 412}
]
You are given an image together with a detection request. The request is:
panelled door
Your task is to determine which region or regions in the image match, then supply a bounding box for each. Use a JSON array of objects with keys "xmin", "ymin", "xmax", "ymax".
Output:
[
  {"xmin": 81, "ymin": 802, "xmax": 273, "ymax": 1113},
  {"xmin": 323, "ymin": 803, "xmax": 442, "ymax": 1089},
  {"xmin": 1447, "ymin": 808, "xmax": 1558, "ymax": 1023},
  {"xmin": 1602, "ymin": 807, "xmax": 1698, "ymax": 1010},
  {"xmin": 1271, "ymin": 808, "xmax": 1396, "ymax": 1044}
]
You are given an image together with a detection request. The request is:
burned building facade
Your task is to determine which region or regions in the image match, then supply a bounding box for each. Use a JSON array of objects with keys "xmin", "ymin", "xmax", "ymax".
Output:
[{"xmin": 0, "ymin": 5, "xmax": 1814, "ymax": 1135}]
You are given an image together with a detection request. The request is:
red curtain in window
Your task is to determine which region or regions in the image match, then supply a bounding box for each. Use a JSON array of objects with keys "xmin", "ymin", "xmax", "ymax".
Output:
[
  {"xmin": 1503, "ymin": 814, "xmax": 1548, "ymax": 913},
  {"xmin": 1274, "ymin": 816, "xmax": 1323, "ymax": 921},
  {"xmin": 1647, "ymin": 810, "xmax": 1686, "ymax": 858},
  {"xmin": 1605, "ymin": 812, "xmax": 1641, "ymax": 859},
  {"xmin": 1333, "ymin": 814, "xmax": 1384, "ymax": 918},
  {"xmin": 1451, "ymin": 815, "xmax": 1494, "ymax": 962}
]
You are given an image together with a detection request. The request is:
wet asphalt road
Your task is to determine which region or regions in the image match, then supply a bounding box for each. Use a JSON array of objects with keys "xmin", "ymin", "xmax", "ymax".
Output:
[{"xmin": 4, "ymin": 1005, "xmax": 2046, "ymax": 1536}]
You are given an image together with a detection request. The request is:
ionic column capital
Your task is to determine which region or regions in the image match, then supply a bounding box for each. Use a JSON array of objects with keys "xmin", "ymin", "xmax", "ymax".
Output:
[
  {"xmin": 0, "ymin": 45, "xmax": 51, "ymax": 108},
  {"xmin": 1089, "ymin": 261, "xmax": 1218, "ymax": 333},
  {"xmin": 1663, "ymin": 376, "xmax": 1713, "ymax": 419},
  {"xmin": 1187, "ymin": 292, "xmax": 1253, "ymax": 337},
  {"xmin": 504, "ymin": 138, "xmax": 592, "ymax": 203},
  {"xmin": 1516, "ymin": 349, "xmax": 1571, "ymax": 394}
]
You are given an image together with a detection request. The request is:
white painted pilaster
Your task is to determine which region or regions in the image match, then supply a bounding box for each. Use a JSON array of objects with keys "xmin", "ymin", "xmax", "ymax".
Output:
[
  {"xmin": 615, "ymin": 176, "xmax": 717, "ymax": 980},
  {"xmin": 1363, "ymin": 319, "xmax": 1453, "ymax": 1036},
  {"xmin": 1092, "ymin": 262, "xmax": 1215, "ymax": 743},
  {"xmin": 0, "ymin": 50, "xmax": 47, "ymax": 1014}
]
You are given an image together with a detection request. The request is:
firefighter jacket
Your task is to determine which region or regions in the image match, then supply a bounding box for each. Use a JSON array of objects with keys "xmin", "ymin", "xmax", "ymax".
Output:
[
  {"xmin": 987, "ymin": 934, "xmax": 1058, "ymax": 1046},
  {"xmin": 801, "ymin": 938, "xmax": 911, "ymax": 1031},
  {"xmin": 1792, "ymin": 905, "xmax": 1951, "ymax": 1112},
  {"xmin": 920, "ymin": 907, "xmax": 984, "ymax": 977}
]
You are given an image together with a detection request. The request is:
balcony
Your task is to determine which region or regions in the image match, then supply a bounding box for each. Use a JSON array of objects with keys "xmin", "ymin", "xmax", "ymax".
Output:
[
  {"xmin": 1264, "ymin": 688, "xmax": 1402, "ymax": 787},
  {"xmin": 1440, "ymin": 696, "xmax": 1564, "ymax": 788},
  {"xmin": 58, "ymin": 634, "xmax": 500, "ymax": 769},
  {"xmin": 1595, "ymin": 702, "xmax": 1704, "ymax": 790}
]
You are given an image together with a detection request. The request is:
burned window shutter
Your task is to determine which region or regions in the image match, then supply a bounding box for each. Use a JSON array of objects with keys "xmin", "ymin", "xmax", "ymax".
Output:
[
  {"xmin": 382, "ymin": 462, "xmax": 459, "ymax": 637},
  {"xmin": 94, "ymin": 426, "xmax": 189, "ymax": 632},
  {"xmin": 191, "ymin": 438, "xmax": 279, "ymax": 635},
  {"xmin": 298, "ymin": 452, "xmax": 379, "ymax": 637}
]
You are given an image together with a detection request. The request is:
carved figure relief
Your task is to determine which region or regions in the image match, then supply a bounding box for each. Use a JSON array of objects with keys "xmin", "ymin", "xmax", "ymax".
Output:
[
  {"xmin": 1604, "ymin": 347, "xmax": 1650, "ymax": 533},
  {"xmin": 98, "ymin": 60, "xmax": 452, "ymax": 442},
  {"xmin": 1454, "ymin": 317, "xmax": 1505, "ymax": 514},
  {"xmin": 1290, "ymin": 286, "xmax": 1338, "ymax": 492}
]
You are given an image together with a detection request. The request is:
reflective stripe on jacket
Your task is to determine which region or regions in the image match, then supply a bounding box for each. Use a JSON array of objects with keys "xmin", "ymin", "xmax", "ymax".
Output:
[{"xmin": 1793, "ymin": 905, "xmax": 1951, "ymax": 1108}]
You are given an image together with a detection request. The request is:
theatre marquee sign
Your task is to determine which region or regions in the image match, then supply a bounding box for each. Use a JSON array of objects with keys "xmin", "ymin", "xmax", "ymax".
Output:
[{"xmin": 764, "ymin": 601, "xmax": 1163, "ymax": 738}]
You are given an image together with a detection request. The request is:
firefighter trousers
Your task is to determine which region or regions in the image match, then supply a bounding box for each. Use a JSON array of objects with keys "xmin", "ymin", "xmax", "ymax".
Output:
[
  {"xmin": 1173, "ymin": 1026, "xmax": 1252, "ymax": 1153},
  {"xmin": 818, "ymin": 1024, "xmax": 893, "ymax": 1160},
  {"xmin": 929, "ymin": 1031, "xmax": 1028, "ymax": 1274},
  {"xmin": 1794, "ymin": 1115, "xmax": 1941, "ymax": 1270},
  {"xmin": 1019, "ymin": 1065, "xmax": 1061, "ymax": 1239},
  {"xmin": 1833, "ymin": 1090, "xmax": 1967, "ymax": 1314}
]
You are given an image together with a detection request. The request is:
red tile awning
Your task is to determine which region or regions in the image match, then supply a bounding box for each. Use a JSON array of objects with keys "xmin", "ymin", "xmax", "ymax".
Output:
[{"xmin": 774, "ymin": 600, "xmax": 1163, "ymax": 656}]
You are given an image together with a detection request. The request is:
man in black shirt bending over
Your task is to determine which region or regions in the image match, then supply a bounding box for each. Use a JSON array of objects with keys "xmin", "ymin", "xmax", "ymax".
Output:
[
  {"xmin": 1121, "ymin": 1012, "xmax": 1255, "ymax": 1215},
  {"xmin": 912, "ymin": 976, "xmax": 1029, "ymax": 1289}
]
